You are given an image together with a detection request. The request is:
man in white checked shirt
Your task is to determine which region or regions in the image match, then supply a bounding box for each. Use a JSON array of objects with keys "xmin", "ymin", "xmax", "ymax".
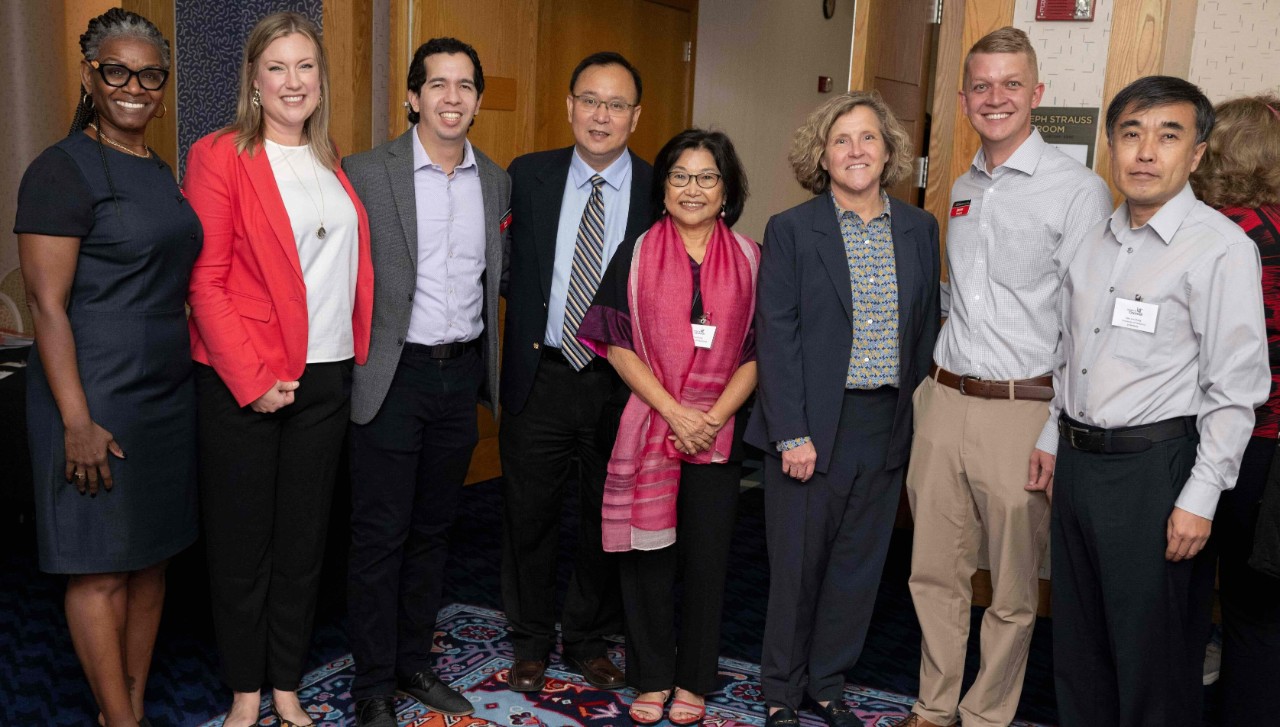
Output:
[{"xmin": 890, "ymin": 28, "xmax": 1111, "ymax": 727}]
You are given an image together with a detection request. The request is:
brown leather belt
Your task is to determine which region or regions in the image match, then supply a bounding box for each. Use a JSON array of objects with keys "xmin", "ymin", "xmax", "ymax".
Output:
[{"xmin": 930, "ymin": 364, "xmax": 1053, "ymax": 401}]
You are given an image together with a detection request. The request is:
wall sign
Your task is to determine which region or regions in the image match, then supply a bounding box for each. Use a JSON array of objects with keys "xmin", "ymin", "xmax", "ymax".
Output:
[
  {"xmin": 1037, "ymin": 0, "xmax": 1095, "ymax": 21},
  {"xmin": 1031, "ymin": 107, "xmax": 1100, "ymax": 168}
]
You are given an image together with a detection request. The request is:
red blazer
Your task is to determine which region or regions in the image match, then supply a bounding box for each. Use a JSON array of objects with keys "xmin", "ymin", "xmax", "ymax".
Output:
[{"xmin": 184, "ymin": 132, "xmax": 373, "ymax": 407}]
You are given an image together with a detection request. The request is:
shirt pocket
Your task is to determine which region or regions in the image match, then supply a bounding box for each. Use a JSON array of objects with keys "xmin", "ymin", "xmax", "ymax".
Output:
[{"xmin": 1110, "ymin": 326, "xmax": 1163, "ymax": 367}]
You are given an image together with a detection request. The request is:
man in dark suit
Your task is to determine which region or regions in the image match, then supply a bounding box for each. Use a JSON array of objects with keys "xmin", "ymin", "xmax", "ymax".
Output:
[
  {"xmin": 499, "ymin": 51, "xmax": 653, "ymax": 692},
  {"xmin": 745, "ymin": 92, "xmax": 941, "ymax": 727},
  {"xmin": 342, "ymin": 38, "xmax": 510, "ymax": 727}
]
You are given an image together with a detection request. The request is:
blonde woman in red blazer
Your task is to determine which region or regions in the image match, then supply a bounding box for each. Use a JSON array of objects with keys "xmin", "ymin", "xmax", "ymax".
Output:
[{"xmin": 183, "ymin": 12, "xmax": 371, "ymax": 727}]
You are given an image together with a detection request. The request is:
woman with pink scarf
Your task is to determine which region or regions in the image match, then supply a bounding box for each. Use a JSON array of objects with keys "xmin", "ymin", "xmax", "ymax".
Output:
[{"xmin": 577, "ymin": 128, "xmax": 758, "ymax": 725}]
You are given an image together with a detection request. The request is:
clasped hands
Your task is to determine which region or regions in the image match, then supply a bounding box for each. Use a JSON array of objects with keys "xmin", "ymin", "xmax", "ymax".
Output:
[{"xmin": 663, "ymin": 403, "xmax": 722, "ymax": 455}]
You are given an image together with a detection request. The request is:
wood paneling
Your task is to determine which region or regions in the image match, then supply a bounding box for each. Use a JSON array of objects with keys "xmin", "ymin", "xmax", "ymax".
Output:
[
  {"xmin": 848, "ymin": 0, "xmax": 872, "ymax": 92},
  {"xmin": 122, "ymin": 0, "xmax": 177, "ymax": 171},
  {"xmin": 1094, "ymin": 0, "xmax": 1177, "ymax": 204},
  {"xmin": 535, "ymin": 0, "xmax": 696, "ymax": 164},
  {"xmin": 390, "ymin": 0, "xmax": 540, "ymax": 169},
  {"xmin": 323, "ymin": 0, "xmax": 374, "ymax": 156},
  {"xmin": 922, "ymin": 0, "xmax": 1015, "ymax": 278}
]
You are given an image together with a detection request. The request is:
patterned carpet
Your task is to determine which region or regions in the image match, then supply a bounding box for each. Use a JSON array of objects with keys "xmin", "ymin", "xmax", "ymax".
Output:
[
  {"xmin": 190, "ymin": 604, "xmax": 1051, "ymax": 727},
  {"xmin": 1, "ymin": 475, "xmax": 1076, "ymax": 726}
]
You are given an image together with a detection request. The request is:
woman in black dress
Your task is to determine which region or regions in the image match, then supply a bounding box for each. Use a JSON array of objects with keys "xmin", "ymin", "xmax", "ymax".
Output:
[{"xmin": 14, "ymin": 9, "xmax": 199, "ymax": 727}]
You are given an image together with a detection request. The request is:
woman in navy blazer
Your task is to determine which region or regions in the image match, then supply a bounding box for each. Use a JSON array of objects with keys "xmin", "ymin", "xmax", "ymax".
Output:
[
  {"xmin": 744, "ymin": 91, "xmax": 941, "ymax": 727},
  {"xmin": 184, "ymin": 12, "xmax": 372, "ymax": 727}
]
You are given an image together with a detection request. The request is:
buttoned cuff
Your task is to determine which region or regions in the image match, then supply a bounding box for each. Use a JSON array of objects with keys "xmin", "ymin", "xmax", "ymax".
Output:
[
  {"xmin": 776, "ymin": 436, "xmax": 811, "ymax": 452},
  {"xmin": 1173, "ymin": 477, "xmax": 1222, "ymax": 521},
  {"xmin": 1034, "ymin": 420, "xmax": 1059, "ymax": 456}
]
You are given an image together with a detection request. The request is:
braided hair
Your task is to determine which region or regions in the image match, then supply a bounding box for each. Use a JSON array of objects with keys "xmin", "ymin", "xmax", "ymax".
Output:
[
  {"xmin": 69, "ymin": 8, "xmax": 171, "ymax": 135},
  {"xmin": 69, "ymin": 8, "xmax": 171, "ymax": 216}
]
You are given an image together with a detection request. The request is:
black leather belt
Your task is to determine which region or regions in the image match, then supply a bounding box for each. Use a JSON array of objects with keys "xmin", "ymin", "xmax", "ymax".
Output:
[
  {"xmin": 540, "ymin": 345, "xmax": 611, "ymax": 373},
  {"xmin": 405, "ymin": 340, "xmax": 475, "ymax": 359},
  {"xmin": 1058, "ymin": 414, "xmax": 1196, "ymax": 454}
]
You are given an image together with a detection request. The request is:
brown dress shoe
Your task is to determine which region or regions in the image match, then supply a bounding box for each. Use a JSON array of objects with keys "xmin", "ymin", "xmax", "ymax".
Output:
[
  {"xmin": 509, "ymin": 658, "xmax": 547, "ymax": 692},
  {"xmin": 568, "ymin": 655, "xmax": 625, "ymax": 689},
  {"xmin": 887, "ymin": 714, "xmax": 945, "ymax": 727}
]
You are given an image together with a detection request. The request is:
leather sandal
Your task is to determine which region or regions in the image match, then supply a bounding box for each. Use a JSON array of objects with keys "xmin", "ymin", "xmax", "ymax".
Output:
[
  {"xmin": 628, "ymin": 690, "xmax": 671, "ymax": 725},
  {"xmin": 669, "ymin": 694, "xmax": 707, "ymax": 725}
]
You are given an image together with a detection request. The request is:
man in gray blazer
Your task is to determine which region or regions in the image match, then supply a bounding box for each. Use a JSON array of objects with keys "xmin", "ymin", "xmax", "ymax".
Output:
[{"xmin": 342, "ymin": 38, "xmax": 510, "ymax": 727}]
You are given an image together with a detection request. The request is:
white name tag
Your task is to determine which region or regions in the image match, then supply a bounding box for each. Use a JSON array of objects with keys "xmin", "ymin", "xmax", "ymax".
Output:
[
  {"xmin": 692, "ymin": 323, "xmax": 717, "ymax": 349},
  {"xmin": 1111, "ymin": 297, "xmax": 1158, "ymax": 333}
]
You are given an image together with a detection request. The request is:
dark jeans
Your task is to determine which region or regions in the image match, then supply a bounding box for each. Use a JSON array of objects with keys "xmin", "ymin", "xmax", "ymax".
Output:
[
  {"xmin": 1052, "ymin": 432, "xmax": 1216, "ymax": 727},
  {"xmin": 196, "ymin": 360, "xmax": 352, "ymax": 691},
  {"xmin": 347, "ymin": 346, "xmax": 483, "ymax": 700},
  {"xmin": 619, "ymin": 460, "xmax": 741, "ymax": 694},
  {"xmin": 498, "ymin": 354, "xmax": 624, "ymax": 661}
]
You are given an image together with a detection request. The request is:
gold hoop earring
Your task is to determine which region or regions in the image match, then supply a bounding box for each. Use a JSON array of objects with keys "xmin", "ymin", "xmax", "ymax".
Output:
[
  {"xmin": 252, "ymin": 88, "xmax": 261, "ymax": 107},
  {"xmin": 153, "ymin": 100, "xmax": 167, "ymax": 119}
]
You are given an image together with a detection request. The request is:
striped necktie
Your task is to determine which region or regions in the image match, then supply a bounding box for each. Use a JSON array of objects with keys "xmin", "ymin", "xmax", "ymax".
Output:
[{"xmin": 561, "ymin": 174, "xmax": 607, "ymax": 371}]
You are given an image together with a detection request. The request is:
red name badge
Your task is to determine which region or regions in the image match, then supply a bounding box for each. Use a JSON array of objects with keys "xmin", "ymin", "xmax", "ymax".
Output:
[
  {"xmin": 950, "ymin": 200, "xmax": 971, "ymax": 218},
  {"xmin": 499, "ymin": 210, "xmax": 513, "ymax": 232}
]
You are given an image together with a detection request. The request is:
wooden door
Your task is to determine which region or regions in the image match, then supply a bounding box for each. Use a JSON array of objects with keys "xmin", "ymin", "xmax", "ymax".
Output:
[
  {"xmin": 857, "ymin": 0, "xmax": 936, "ymax": 205},
  {"xmin": 535, "ymin": 0, "xmax": 697, "ymax": 164}
]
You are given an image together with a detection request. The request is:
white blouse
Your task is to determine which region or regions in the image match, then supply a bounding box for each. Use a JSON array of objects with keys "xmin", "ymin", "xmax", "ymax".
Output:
[{"xmin": 266, "ymin": 139, "xmax": 359, "ymax": 363}]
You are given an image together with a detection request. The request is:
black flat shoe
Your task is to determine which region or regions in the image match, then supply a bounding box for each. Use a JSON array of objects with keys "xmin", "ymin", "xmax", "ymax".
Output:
[
  {"xmin": 766, "ymin": 707, "xmax": 801, "ymax": 727},
  {"xmin": 270, "ymin": 702, "xmax": 315, "ymax": 727},
  {"xmin": 809, "ymin": 699, "xmax": 864, "ymax": 727},
  {"xmin": 398, "ymin": 670, "xmax": 474, "ymax": 716}
]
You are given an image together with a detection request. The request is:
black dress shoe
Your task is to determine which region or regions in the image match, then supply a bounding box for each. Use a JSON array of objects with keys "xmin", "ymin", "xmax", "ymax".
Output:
[
  {"xmin": 509, "ymin": 658, "xmax": 547, "ymax": 692},
  {"xmin": 766, "ymin": 707, "xmax": 801, "ymax": 726},
  {"xmin": 567, "ymin": 654, "xmax": 625, "ymax": 689},
  {"xmin": 398, "ymin": 670, "xmax": 474, "ymax": 716},
  {"xmin": 810, "ymin": 699, "xmax": 865, "ymax": 727},
  {"xmin": 354, "ymin": 696, "xmax": 397, "ymax": 727}
]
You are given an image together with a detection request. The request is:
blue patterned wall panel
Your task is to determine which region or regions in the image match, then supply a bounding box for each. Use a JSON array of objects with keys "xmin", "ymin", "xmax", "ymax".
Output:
[{"xmin": 175, "ymin": 0, "xmax": 323, "ymax": 178}]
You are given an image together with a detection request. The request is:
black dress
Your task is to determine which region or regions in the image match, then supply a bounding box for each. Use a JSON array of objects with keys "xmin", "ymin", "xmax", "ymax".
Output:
[{"xmin": 15, "ymin": 132, "xmax": 202, "ymax": 574}]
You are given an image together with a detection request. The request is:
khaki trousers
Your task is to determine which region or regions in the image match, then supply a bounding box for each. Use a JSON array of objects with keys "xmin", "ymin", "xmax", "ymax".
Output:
[{"xmin": 904, "ymin": 375, "xmax": 1051, "ymax": 727}]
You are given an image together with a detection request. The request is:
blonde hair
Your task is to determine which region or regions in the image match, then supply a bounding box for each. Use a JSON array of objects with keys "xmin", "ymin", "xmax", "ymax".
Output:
[
  {"xmin": 1191, "ymin": 93, "xmax": 1280, "ymax": 208},
  {"xmin": 789, "ymin": 91, "xmax": 915, "ymax": 194},
  {"xmin": 964, "ymin": 26, "xmax": 1038, "ymax": 86},
  {"xmin": 222, "ymin": 12, "xmax": 336, "ymax": 169}
]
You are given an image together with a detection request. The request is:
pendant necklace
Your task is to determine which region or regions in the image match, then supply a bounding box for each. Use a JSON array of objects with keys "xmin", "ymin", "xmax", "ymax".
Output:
[{"xmin": 277, "ymin": 144, "xmax": 327, "ymax": 239}]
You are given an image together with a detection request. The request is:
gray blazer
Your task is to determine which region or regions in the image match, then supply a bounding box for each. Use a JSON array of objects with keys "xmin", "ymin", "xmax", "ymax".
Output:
[{"xmin": 342, "ymin": 129, "xmax": 511, "ymax": 425}]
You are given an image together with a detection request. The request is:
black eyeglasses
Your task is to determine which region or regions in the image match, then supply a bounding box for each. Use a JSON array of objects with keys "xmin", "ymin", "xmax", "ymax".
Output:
[
  {"xmin": 667, "ymin": 171, "xmax": 722, "ymax": 189},
  {"xmin": 90, "ymin": 61, "xmax": 169, "ymax": 91}
]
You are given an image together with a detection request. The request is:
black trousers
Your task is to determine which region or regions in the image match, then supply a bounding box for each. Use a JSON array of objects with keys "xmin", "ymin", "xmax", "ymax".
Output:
[
  {"xmin": 196, "ymin": 360, "xmax": 352, "ymax": 691},
  {"xmin": 1052, "ymin": 432, "xmax": 1216, "ymax": 727},
  {"xmin": 619, "ymin": 460, "xmax": 741, "ymax": 694},
  {"xmin": 498, "ymin": 354, "xmax": 624, "ymax": 661},
  {"xmin": 1212, "ymin": 435, "xmax": 1280, "ymax": 724},
  {"xmin": 347, "ymin": 346, "xmax": 482, "ymax": 700},
  {"xmin": 761, "ymin": 387, "xmax": 901, "ymax": 709}
]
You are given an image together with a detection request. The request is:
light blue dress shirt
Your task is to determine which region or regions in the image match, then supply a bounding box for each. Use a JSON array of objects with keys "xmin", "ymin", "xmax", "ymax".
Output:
[{"xmin": 543, "ymin": 149, "xmax": 633, "ymax": 348}]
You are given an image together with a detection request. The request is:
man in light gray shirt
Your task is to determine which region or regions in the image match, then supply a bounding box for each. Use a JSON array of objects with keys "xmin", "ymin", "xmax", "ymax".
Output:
[
  {"xmin": 1035, "ymin": 76, "xmax": 1268, "ymax": 727},
  {"xmin": 893, "ymin": 27, "xmax": 1112, "ymax": 727}
]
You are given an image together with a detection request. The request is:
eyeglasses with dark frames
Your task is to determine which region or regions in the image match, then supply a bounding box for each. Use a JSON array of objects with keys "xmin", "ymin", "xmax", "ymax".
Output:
[
  {"xmin": 90, "ymin": 60, "xmax": 169, "ymax": 91},
  {"xmin": 572, "ymin": 94, "xmax": 636, "ymax": 115},
  {"xmin": 667, "ymin": 171, "xmax": 723, "ymax": 189}
]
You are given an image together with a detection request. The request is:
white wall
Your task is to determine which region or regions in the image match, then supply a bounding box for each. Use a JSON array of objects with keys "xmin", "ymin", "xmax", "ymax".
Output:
[
  {"xmin": 691, "ymin": 0, "xmax": 856, "ymax": 241},
  {"xmin": 1188, "ymin": 0, "xmax": 1280, "ymax": 101},
  {"xmin": 1013, "ymin": 0, "xmax": 1114, "ymax": 108}
]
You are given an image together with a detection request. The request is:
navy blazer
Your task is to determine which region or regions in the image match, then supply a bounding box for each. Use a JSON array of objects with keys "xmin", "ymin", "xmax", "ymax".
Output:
[
  {"xmin": 744, "ymin": 193, "xmax": 941, "ymax": 472},
  {"xmin": 499, "ymin": 147, "xmax": 654, "ymax": 416}
]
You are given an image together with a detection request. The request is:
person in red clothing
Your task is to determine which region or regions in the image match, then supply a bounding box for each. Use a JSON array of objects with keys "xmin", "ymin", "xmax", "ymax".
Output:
[{"xmin": 1190, "ymin": 92, "xmax": 1280, "ymax": 725}]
